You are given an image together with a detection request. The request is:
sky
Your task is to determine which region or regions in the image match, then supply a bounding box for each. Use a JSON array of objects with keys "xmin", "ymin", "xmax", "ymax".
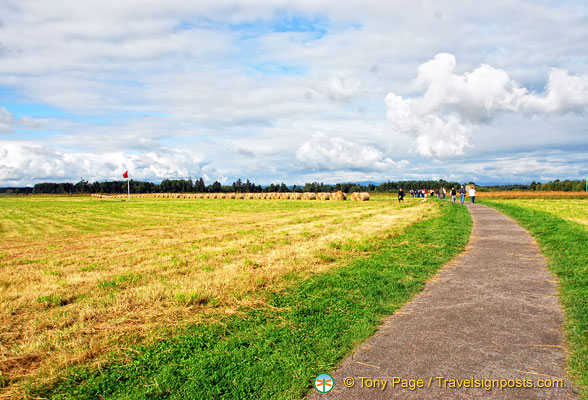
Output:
[{"xmin": 0, "ymin": 0, "xmax": 587, "ymax": 186}]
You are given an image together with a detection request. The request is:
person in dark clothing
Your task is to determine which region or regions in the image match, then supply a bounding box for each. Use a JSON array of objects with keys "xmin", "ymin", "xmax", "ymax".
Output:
[
  {"xmin": 450, "ymin": 187, "xmax": 457, "ymax": 202},
  {"xmin": 459, "ymin": 185, "xmax": 466, "ymax": 204},
  {"xmin": 398, "ymin": 188, "xmax": 405, "ymax": 203}
]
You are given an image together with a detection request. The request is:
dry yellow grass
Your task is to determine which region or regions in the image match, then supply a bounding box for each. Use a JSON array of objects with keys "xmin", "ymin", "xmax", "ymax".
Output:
[{"xmin": 0, "ymin": 194, "xmax": 437, "ymax": 397}]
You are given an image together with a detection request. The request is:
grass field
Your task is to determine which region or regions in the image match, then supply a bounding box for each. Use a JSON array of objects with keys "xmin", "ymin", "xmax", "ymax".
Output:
[
  {"xmin": 482, "ymin": 198, "xmax": 588, "ymax": 227},
  {"xmin": 477, "ymin": 190, "xmax": 588, "ymax": 199},
  {"xmin": 482, "ymin": 199, "xmax": 588, "ymax": 399},
  {"xmin": 7, "ymin": 195, "xmax": 583, "ymax": 399},
  {"xmin": 31, "ymin": 200, "xmax": 471, "ymax": 399},
  {"xmin": 0, "ymin": 194, "xmax": 444, "ymax": 398}
]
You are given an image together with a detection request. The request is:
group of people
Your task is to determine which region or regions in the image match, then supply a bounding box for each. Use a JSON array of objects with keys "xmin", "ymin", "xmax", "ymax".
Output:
[{"xmin": 398, "ymin": 185, "xmax": 476, "ymax": 204}]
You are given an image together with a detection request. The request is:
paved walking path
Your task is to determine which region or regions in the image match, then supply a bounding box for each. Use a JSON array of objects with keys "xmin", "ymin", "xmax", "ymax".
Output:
[{"xmin": 309, "ymin": 204, "xmax": 577, "ymax": 399}]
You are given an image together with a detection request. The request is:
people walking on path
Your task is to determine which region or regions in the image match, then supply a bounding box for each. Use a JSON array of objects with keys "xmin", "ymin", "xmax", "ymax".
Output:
[
  {"xmin": 442, "ymin": 187, "xmax": 446, "ymax": 199},
  {"xmin": 450, "ymin": 187, "xmax": 456, "ymax": 202},
  {"xmin": 398, "ymin": 188, "xmax": 405, "ymax": 203},
  {"xmin": 459, "ymin": 185, "xmax": 466, "ymax": 204},
  {"xmin": 469, "ymin": 185, "xmax": 476, "ymax": 204}
]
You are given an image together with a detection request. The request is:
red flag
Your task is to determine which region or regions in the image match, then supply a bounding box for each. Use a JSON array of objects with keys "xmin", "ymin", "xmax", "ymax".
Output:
[{"xmin": 122, "ymin": 171, "xmax": 128, "ymax": 178}]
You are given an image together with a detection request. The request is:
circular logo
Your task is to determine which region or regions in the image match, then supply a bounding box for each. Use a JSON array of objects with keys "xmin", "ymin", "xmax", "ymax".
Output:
[{"xmin": 314, "ymin": 373, "xmax": 334, "ymax": 393}]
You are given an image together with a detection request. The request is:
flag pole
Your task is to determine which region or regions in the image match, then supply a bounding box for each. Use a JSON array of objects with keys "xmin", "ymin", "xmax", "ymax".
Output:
[{"xmin": 122, "ymin": 170, "xmax": 130, "ymax": 200}]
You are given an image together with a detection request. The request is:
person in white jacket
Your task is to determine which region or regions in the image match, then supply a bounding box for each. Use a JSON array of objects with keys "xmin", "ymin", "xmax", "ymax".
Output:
[{"xmin": 469, "ymin": 186, "xmax": 476, "ymax": 204}]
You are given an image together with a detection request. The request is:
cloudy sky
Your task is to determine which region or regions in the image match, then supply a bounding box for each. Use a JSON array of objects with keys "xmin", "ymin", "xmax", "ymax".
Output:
[{"xmin": 1, "ymin": 0, "xmax": 587, "ymax": 186}]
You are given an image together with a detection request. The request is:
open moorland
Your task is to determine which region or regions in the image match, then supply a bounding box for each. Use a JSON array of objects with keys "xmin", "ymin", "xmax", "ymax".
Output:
[{"xmin": 0, "ymin": 194, "xmax": 450, "ymax": 397}]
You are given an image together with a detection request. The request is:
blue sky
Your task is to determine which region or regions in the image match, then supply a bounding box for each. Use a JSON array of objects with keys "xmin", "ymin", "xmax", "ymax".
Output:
[{"xmin": 0, "ymin": 0, "xmax": 587, "ymax": 186}]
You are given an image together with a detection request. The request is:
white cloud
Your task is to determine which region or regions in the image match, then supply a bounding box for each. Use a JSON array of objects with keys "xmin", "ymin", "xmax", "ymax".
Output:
[
  {"xmin": 386, "ymin": 53, "xmax": 588, "ymax": 158},
  {"xmin": 295, "ymin": 133, "xmax": 407, "ymax": 171},
  {"xmin": 0, "ymin": 107, "xmax": 41, "ymax": 134},
  {"xmin": 0, "ymin": 107, "xmax": 15, "ymax": 133},
  {"xmin": 324, "ymin": 76, "xmax": 361, "ymax": 101},
  {"xmin": 0, "ymin": 2, "xmax": 587, "ymax": 185},
  {"xmin": 458, "ymin": 151, "xmax": 588, "ymax": 184},
  {"xmin": 521, "ymin": 69, "xmax": 588, "ymax": 114},
  {"xmin": 0, "ymin": 142, "xmax": 206, "ymax": 185}
]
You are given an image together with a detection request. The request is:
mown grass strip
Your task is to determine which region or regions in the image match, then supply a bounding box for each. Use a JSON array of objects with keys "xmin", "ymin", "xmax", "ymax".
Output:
[
  {"xmin": 483, "ymin": 200, "xmax": 588, "ymax": 399},
  {"xmin": 33, "ymin": 202, "xmax": 471, "ymax": 400}
]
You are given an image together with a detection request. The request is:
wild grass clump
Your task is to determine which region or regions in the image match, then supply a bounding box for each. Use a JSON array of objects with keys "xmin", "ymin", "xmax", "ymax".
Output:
[{"xmin": 36, "ymin": 295, "xmax": 63, "ymax": 308}]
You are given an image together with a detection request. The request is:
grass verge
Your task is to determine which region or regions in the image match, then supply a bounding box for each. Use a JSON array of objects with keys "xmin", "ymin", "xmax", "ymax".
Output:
[
  {"xmin": 31, "ymin": 202, "xmax": 471, "ymax": 399},
  {"xmin": 483, "ymin": 200, "xmax": 588, "ymax": 399}
]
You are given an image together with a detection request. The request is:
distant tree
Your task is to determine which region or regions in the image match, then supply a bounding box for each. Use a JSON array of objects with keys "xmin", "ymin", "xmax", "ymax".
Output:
[
  {"xmin": 210, "ymin": 181, "xmax": 222, "ymax": 192},
  {"xmin": 74, "ymin": 180, "xmax": 90, "ymax": 193},
  {"xmin": 20, "ymin": 177, "xmax": 585, "ymax": 196},
  {"xmin": 232, "ymin": 178, "xmax": 243, "ymax": 193},
  {"xmin": 1, "ymin": 187, "xmax": 33, "ymax": 194},
  {"xmin": 194, "ymin": 177, "xmax": 205, "ymax": 192}
]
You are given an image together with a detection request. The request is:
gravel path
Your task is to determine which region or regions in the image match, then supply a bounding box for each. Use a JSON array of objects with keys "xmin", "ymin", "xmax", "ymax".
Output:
[{"xmin": 308, "ymin": 204, "xmax": 577, "ymax": 399}]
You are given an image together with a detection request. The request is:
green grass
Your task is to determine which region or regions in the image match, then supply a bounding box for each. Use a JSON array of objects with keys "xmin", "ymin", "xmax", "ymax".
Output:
[
  {"xmin": 0, "ymin": 195, "xmax": 353, "ymax": 239},
  {"xmin": 36, "ymin": 295, "xmax": 63, "ymax": 307},
  {"xmin": 483, "ymin": 200, "xmax": 588, "ymax": 399},
  {"xmin": 482, "ymin": 198, "xmax": 588, "ymax": 227},
  {"xmin": 32, "ymin": 201, "xmax": 471, "ymax": 399},
  {"xmin": 1, "ymin": 194, "xmax": 434, "ymax": 393}
]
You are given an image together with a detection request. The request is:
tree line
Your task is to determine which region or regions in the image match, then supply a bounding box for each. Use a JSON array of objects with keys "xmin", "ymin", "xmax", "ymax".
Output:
[
  {"xmin": 0, "ymin": 178, "xmax": 585, "ymax": 195},
  {"xmin": 479, "ymin": 179, "xmax": 586, "ymax": 192}
]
